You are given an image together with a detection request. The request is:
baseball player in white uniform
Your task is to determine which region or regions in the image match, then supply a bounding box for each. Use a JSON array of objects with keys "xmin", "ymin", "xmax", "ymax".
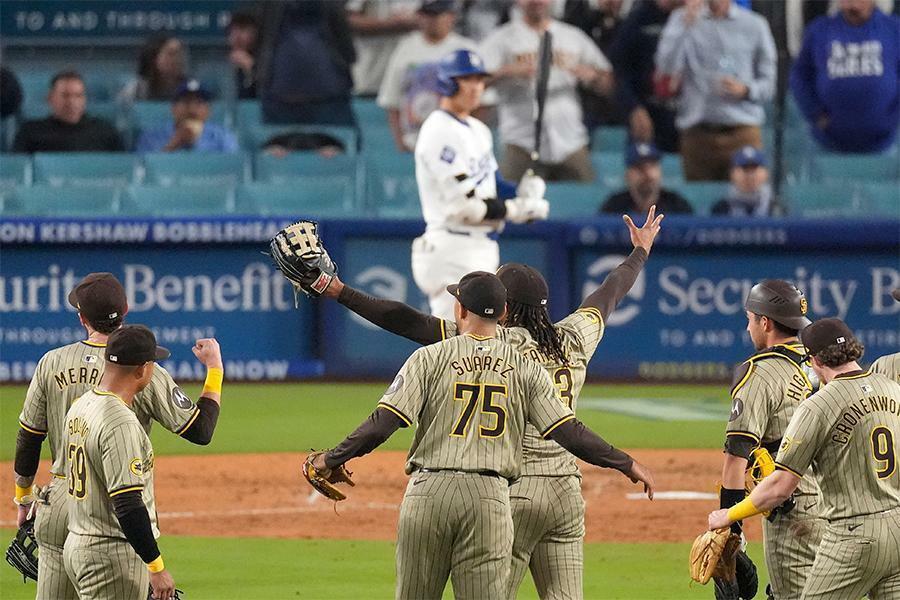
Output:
[{"xmin": 412, "ymin": 48, "xmax": 550, "ymax": 320}]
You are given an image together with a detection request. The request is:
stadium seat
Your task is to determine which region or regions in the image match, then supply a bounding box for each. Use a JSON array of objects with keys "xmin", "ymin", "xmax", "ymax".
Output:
[
  {"xmin": 33, "ymin": 152, "xmax": 137, "ymax": 187},
  {"xmin": 783, "ymin": 182, "xmax": 867, "ymax": 218},
  {"xmin": 669, "ymin": 182, "xmax": 730, "ymax": 215},
  {"xmin": 122, "ymin": 185, "xmax": 234, "ymax": 216},
  {"xmin": 360, "ymin": 124, "xmax": 398, "ymax": 156},
  {"xmin": 236, "ymin": 100, "xmax": 263, "ymax": 127},
  {"xmin": 660, "ymin": 153, "xmax": 684, "ymax": 182},
  {"xmin": 142, "ymin": 152, "xmax": 249, "ymax": 187},
  {"xmin": 13, "ymin": 185, "xmax": 120, "ymax": 216},
  {"xmin": 809, "ymin": 152, "xmax": 899, "ymax": 183},
  {"xmin": 236, "ymin": 181, "xmax": 356, "ymax": 217},
  {"xmin": 241, "ymin": 124, "xmax": 358, "ymax": 156},
  {"xmin": 546, "ymin": 183, "xmax": 605, "ymax": 219},
  {"xmin": 352, "ymin": 97, "xmax": 386, "ymax": 127},
  {"xmin": 255, "ymin": 153, "xmax": 360, "ymax": 202},
  {"xmin": 861, "ymin": 183, "xmax": 900, "ymax": 217},
  {"xmin": 0, "ymin": 154, "xmax": 32, "ymax": 191},
  {"xmin": 365, "ymin": 152, "xmax": 419, "ymax": 217},
  {"xmin": 591, "ymin": 152, "xmax": 625, "ymax": 188},
  {"xmin": 590, "ymin": 126, "xmax": 629, "ymax": 153}
]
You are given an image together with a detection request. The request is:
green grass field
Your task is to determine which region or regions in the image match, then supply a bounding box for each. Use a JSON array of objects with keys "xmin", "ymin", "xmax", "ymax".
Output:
[{"xmin": 0, "ymin": 382, "xmax": 760, "ymax": 599}]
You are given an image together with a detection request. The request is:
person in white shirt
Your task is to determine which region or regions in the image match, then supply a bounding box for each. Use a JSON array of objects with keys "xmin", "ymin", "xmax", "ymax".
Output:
[
  {"xmin": 480, "ymin": 0, "xmax": 613, "ymax": 182},
  {"xmin": 413, "ymin": 49, "xmax": 550, "ymax": 320},
  {"xmin": 377, "ymin": 0, "xmax": 481, "ymax": 152},
  {"xmin": 346, "ymin": 0, "xmax": 420, "ymax": 96}
]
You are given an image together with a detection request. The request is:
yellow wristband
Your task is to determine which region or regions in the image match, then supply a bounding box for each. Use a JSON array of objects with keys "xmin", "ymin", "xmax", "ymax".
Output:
[
  {"xmin": 147, "ymin": 556, "xmax": 165, "ymax": 573},
  {"xmin": 15, "ymin": 484, "xmax": 33, "ymax": 503},
  {"xmin": 202, "ymin": 367, "xmax": 224, "ymax": 396},
  {"xmin": 727, "ymin": 497, "xmax": 762, "ymax": 522}
]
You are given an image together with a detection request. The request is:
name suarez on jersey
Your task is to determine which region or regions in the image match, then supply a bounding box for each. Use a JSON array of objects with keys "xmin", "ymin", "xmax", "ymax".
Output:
[{"xmin": 451, "ymin": 354, "xmax": 516, "ymax": 379}]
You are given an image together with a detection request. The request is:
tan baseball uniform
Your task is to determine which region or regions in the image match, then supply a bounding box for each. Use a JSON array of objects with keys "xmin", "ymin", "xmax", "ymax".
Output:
[
  {"xmin": 775, "ymin": 369, "xmax": 900, "ymax": 599},
  {"xmin": 380, "ymin": 333, "xmax": 574, "ymax": 600},
  {"xmin": 871, "ymin": 353, "xmax": 900, "ymax": 384},
  {"xmin": 19, "ymin": 340, "xmax": 197, "ymax": 600},
  {"xmin": 62, "ymin": 389, "xmax": 159, "ymax": 600},
  {"xmin": 726, "ymin": 343, "xmax": 826, "ymax": 599}
]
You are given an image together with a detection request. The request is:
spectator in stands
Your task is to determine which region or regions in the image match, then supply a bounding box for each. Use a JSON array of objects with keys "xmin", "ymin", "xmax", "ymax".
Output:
[
  {"xmin": 457, "ymin": 0, "xmax": 513, "ymax": 42},
  {"xmin": 1, "ymin": 65, "xmax": 22, "ymax": 119},
  {"xmin": 609, "ymin": 0, "xmax": 683, "ymax": 152},
  {"xmin": 227, "ymin": 12, "xmax": 260, "ymax": 100},
  {"xmin": 711, "ymin": 145, "xmax": 776, "ymax": 216},
  {"xmin": 136, "ymin": 80, "xmax": 238, "ymax": 153},
  {"xmin": 12, "ymin": 71, "xmax": 124, "ymax": 153},
  {"xmin": 378, "ymin": 0, "xmax": 480, "ymax": 152},
  {"xmin": 656, "ymin": 0, "xmax": 776, "ymax": 181},
  {"xmin": 600, "ymin": 141, "xmax": 693, "ymax": 214},
  {"xmin": 481, "ymin": 0, "xmax": 613, "ymax": 182},
  {"xmin": 790, "ymin": 0, "xmax": 900, "ymax": 154},
  {"xmin": 255, "ymin": 1, "xmax": 357, "ymax": 126},
  {"xmin": 119, "ymin": 35, "xmax": 188, "ymax": 105},
  {"xmin": 346, "ymin": 0, "xmax": 420, "ymax": 96}
]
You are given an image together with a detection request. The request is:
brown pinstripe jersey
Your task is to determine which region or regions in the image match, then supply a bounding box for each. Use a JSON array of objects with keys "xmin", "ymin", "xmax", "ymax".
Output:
[
  {"xmin": 871, "ymin": 353, "xmax": 900, "ymax": 384},
  {"xmin": 19, "ymin": 340, "xmax": 200, "ymax": 477},
  {"xmin": 64, "ymin": 389, "xmax": 159, "ymax": 539},
  {"xmin": 378, "ymin": 333, "xmax": 575, "ymax": 480},
  {"xmin": 775, "ymin": 370, "xmax": 900, "ymax": 520},
  {"xmin": 726, "ymin": 343, "xmax": 820, "ymax": 497},
  {"xmin": 441, "ymin": 307, "xmax": 605, "ymax": 476}
]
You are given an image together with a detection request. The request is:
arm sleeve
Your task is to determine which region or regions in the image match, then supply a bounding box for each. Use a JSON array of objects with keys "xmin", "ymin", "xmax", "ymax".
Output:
[
  {"xmin": 14, "ymin": 428, "xmax": 45, "ymax": 478},
  {"xmin": 724, "ymin": 361, "xmax": 770, "ymax": 458},
  {"xmin": 655, "ymin": 9, "xmax": 690, "ymax": 75},
  {"xmin": 579, "ymin": 247, "xmax": 648, "ymax": 321},
  {"xmin": 337, "ymin": 285, "xmax": 444, "ymax": 345},
  {"xmin": 547, "ymin": 418, "xmax": 634, "ymax": 473},
  {"xmin": 324, "ymin": 407, "xmax": 405, "ymax": 468},
  {"xmin": 111, "ymin": 491, "xmax": 161, "ymax": 564},
  {"xmin": 788, "ymin": 25, "xmax": 823, "ymax": 122},
  {"xmin": 133, "ymin": 367, "xmax": 202, "ymax": 438},
  {"xmin": 746, "ymin": 19, "xmax": 777, "ymax": 103},
  {"xmin": 179, "ymin": 399, "xmax": 220, "ymax": 446},
  {"xmin": 774, "ymin": 403, "xmax": 827, "ymax": 477}
]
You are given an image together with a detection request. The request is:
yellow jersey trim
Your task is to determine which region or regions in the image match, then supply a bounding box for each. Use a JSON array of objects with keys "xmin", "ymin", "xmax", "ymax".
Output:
[
  {"xmin": 541, "ymin": 414, "xmax": 576, "ymax": 439},
  {"xmin": 439, "ymin": 319, "xmax": 448, "ymax": 341},
  {"xmin": 747, "ymin": 352, "xmax": 812, "ymax": 390},
  {"xmin": 93, "ymin": 388, "xmax": 126, "ymax": 404},
  {"xmin": 774, "ymin": 462, "xmax": 804, "ymax": 478},
  {"xmin": 81, "ymin": 340, "xmax": 107, "ymax": 348},
  {"xmin": 725, "ymin": 431, "xmax": 761, "ymax": 443},
  {"xmin": 377, "ymin": 402, "xmax": 412, "ymax": 426},
  {"xmin": 175, "ymin": 407, "xmax": 201, "ymax": 435},
  {"xmin": 19, "ymin": 421, "xmax": 48, "ymax": 436},
  {"xmin": 109, "ymin": 485, "xmax": 144, "ymax": 498},
  {"xmin": 464, "ymin": 333, "xmax": 494, "ymax": 341},
  {"xmin": 730, "ymin": 361, "xmax": 756, "ymax": 397}
]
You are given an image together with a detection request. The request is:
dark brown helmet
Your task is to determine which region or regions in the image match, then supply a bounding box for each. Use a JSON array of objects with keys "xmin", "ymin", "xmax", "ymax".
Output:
[{"xmin": 744, "ymin": 279, "xmax": 811, "ymax": 330}]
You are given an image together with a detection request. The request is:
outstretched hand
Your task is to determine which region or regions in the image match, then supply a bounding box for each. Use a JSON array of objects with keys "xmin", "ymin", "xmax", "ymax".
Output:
[
  {"xmin": 626, "ymin": 459, "xmax": 655, "ymax": 500},
  {"xmin": 623, "ymin": 205, "xmax": 664, "ymax": 255}
]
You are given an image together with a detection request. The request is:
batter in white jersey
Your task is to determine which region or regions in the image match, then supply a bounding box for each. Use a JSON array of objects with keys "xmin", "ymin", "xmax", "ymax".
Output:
[{"xmin": 412, "ymin": 49, "xmax": 550, "ymax": 319}]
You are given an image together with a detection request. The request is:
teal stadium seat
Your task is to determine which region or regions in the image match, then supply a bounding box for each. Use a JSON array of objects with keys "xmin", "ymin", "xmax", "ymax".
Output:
[
  {"xmin": 352, "ymin": 97, "xmax": 386, "ymax": 128},
  {"xmin": 0, "ymin": 154, "xmax": 32, "ymax": 190},
  {"xmin": 863, "ymin": 183, "xmax": 900, "ymax": 217},
  {"xmin": 255, "ymin": 152, "xmax": 358, "ymax": 182},
  {"xmin": 122, "ymin": 185, "xmax": 234, "ymax": 216},
  {"xmin": 236, "ymin": 100, "xmax": 263, "ymax": 127},
  {"xmin": 236, "ymin": 181, "xmax": 355, "ymax": 218},
  {"xmin": 13, "ymin": 185, "xmax": 120, "ymax": 217},
  {"xmin": 241, "ymin": 124, "xmax": 358, "ymax": 156},
  {"xmin": 359, "ymin": 123, "xmax": 397, "ymax": 156},
  {"xmin": 365, "ymin": 152, "xmax": 419, "ymax": 217},
  {"xmin": 590, "ymin": 126, "xmax": 629, "ymax": 153},
  {"xmin": 809, "ymin": 152, "xmax": 899, "ymax": 183},
  {"xmin": 33, "ymin": 152, "xmax": 137, "ymax": 187},
  {"xmin": 783, "ymin": 182, "xmax": 868, "ymax": 218},
  {"xmin": 142, "ymin": 152, "xmax": 249, "ymax": 187},
  {"xmin": 660, "ymin": 153, "xmax": 684, "ymax": 182},
  {"xmin": 546, "ymin": 183, "xmax": 605, "ymax": 219},
  {"xmin": 670, "ymin": 182, "xmax": 730, "ymax": 215},
  {"xmin": 591, "ymin": 152, "xmax": 625, "ymax": 188}
]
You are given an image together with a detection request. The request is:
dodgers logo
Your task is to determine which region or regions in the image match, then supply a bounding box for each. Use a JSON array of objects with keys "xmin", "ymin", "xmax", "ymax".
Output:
[
  {"xmin": 440, "ymin": 146, "xmax": 456, "ymax": 164},
  {"xmin": 582, "ymin": 255, "xmax": 645, "ymax": 326}
]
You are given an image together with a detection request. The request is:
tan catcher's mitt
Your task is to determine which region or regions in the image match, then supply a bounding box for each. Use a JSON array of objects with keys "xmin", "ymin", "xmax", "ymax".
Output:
[
  {"xmin": 689, "ymin": 528, "xmax": 741, "ymax": 584},
  {"xmin": 303, "ymin": 451, "xmax": 355, "ymax": 501}
]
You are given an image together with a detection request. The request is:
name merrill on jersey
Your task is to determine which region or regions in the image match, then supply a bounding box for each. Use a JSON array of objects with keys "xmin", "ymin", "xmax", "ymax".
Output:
[
  {"xmin": 832, "ymin": 394, "xmax": 900, "ymax": 444},
  {"xmin": 451, "ymin": 354, "xmax": 516, "ymax": 379},
  {"xmin": 54, "ymin": 365, "xmax": 102, "ymax": 390}
]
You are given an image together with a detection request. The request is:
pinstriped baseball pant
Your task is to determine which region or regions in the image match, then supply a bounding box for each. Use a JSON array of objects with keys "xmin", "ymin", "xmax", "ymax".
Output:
[
  {"xmin": 396, "ymin": 471, "xmax": 513, "ymax": 600},
  {"xmin": 801, "ymin": 509, "xmax": 900, "ymax": 599},
  {"xmin": 507, "ymin": 475, "xmax": 585, "ymax": 600},
  {"xmin": 64, "ymin": 533, "xmax": 149, "ymax": 600},
  {"xmin": 762, "ymin": 497, "xmax": 826, "ymax": 599},
  {"xmin": 34, "ymin": 478, "xmax": 78, "ymax": 600}
]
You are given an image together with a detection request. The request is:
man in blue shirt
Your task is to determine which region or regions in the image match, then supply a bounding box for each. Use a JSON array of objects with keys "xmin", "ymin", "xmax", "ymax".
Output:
[
  {"xmin": 136, "ymin": 80, "xmax": 239, "ymax": 153},
  {"xmin": 790, "ymin": 0, "xmax": 899, "ymax": 153}
]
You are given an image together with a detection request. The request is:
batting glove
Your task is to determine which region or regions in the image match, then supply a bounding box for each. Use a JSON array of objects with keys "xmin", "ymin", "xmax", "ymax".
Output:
[
  {"xmin": 505, "ymin": 197, "xmax": 549, "ymax": 224},
  {"xmin": 516, "ymin": 173, "xmax": 546, "ymax": 200}
]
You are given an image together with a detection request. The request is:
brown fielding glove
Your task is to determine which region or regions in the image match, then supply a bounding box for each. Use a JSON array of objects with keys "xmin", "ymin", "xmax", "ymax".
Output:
[
  {"xmin": 689, "ymin": 528, "xmax": 733, "ymax": 584},
  {"xmin": 302, "ymin": 451, "xmax": 355, "ymax": 501}
]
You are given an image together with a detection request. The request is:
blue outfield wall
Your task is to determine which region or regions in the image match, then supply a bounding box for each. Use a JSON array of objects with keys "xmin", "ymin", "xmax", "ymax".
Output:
[{"xmin": 1, "ymin": 216, "xmax": 898, "ymax": 382}]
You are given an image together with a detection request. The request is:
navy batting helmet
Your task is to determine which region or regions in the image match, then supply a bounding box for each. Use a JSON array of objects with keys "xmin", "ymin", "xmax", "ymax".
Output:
[{"xmin": 436, "ymin": 49, "xmax": 489, "ymax": 96}]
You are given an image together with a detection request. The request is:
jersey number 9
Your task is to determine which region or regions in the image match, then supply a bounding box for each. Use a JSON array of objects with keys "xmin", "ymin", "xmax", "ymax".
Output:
[
  {"xmin": 871, "ymin": 426, "xmax": 896, "ymax": 479},
  {"xmin": 451, "ymin": 383, "xmax": 508, "ymax": 438}
]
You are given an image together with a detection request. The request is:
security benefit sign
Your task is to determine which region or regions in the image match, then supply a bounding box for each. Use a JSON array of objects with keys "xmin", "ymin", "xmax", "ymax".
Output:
[
  {"xmin": 574, "ymin": 250, "xmax": 899, "ymax": 380},
  {"xmin": 0, "ymin": 246, "xmax": 316, "ymax": 382}
]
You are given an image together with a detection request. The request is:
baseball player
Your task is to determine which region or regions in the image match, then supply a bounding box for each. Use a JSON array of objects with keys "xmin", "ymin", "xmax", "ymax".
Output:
[
  {"xmin": 412, "ymin": 48, "xmax": 550, "ymax": 320},
  {"xmin": 710, "ymin": 318, "xmax": 900, "ymax": 599},
  {"xmin": 63, "ymin": 325, "xmax": 177, "ymax": 600},
  {"xmin": 870, "ymin": 288, "xmax": 900, "ymax": 383},
  {"xmin": 13, "ymin": 273, "xmax": 223, "ymax": 600},
  {"xmin": 310, "ymin": 271, "xmax": 654, "ymax": 599},
  {"xmin": 316, "ymin": 207, "xmax": 663, "ymax": 598},
  {"xmin": 719, "ymin": 280, "xmax": 825, "ymax": 599}
]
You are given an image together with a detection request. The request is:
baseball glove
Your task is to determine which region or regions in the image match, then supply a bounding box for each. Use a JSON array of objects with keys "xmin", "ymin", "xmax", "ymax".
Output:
[
  {"xmin": 269, "ymin": 220, "xmax": 337, "ymax": 300},
  {"xmin": 5, "ymin": 518, "xmax": 38, "ymax": 582},
  {"xmin": 689, "ymin": 528, "xmax": 737, "ymax": 585},
  {"xmin": 302, "ymin": 451, "xmax": 355, "ymax": 501}
]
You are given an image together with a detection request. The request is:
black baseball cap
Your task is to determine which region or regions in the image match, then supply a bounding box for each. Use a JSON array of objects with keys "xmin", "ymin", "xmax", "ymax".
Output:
[
  {"xmin": 800, "ymin": 318, "xmax": 857, "ymax": 356},
  {"xmin": 68, "ymin": 273, "xmax": 128, "ymax": 323},
  {"xmin": 446, "ymin": 271, "xmax": 507, "ymax": 319},
  {"xmin": 106, "ymin": 325, "xmax": 170, "ymax": 366},
  {"xmin": 419, "ymin": 0, "xmax": 457, "ymax": 15},
  {"xmin": 496, "ymin": 263, "xmax": 548, "ymax": 307},
  {"xmin": 744, "ymin": 279, "xmax": 811, "ymax": 330}
]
